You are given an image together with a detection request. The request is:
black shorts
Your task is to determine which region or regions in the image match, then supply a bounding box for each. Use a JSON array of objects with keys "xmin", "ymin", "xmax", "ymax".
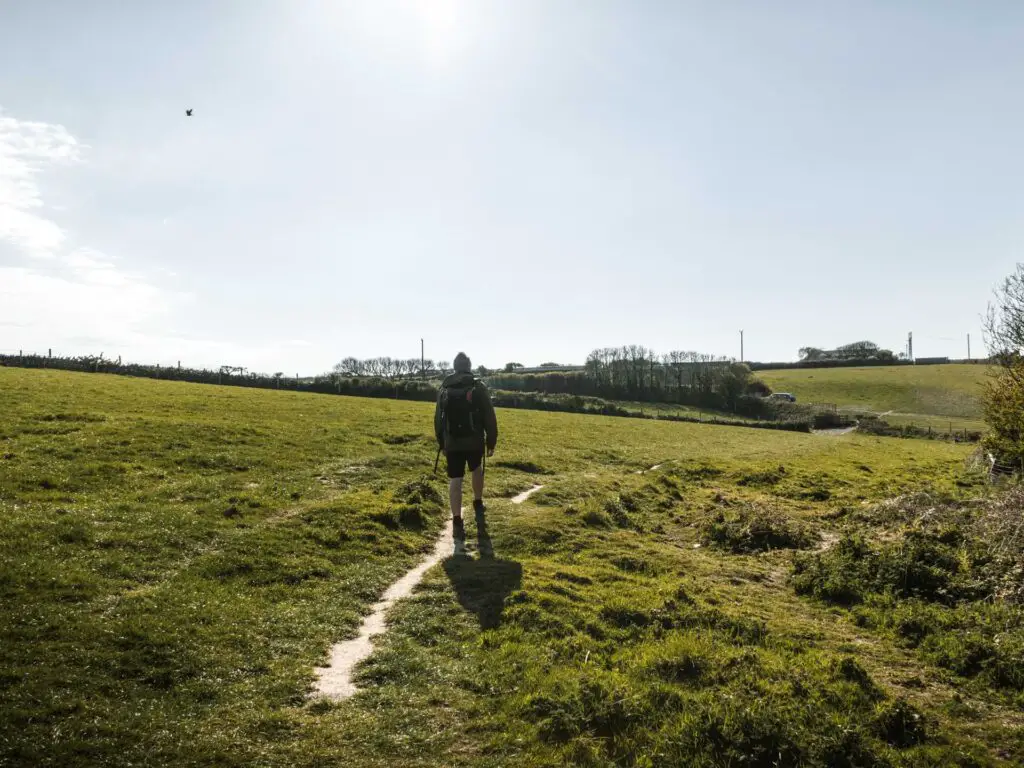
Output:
[{"xmin": 446, "ymin": 449, "xmax": 483, "ymax": 479}]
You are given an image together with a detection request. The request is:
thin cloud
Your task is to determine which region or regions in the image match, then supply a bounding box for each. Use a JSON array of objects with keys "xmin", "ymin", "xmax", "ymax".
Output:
[
  {"xmin": 0, "ymin": 113, "xmax": 83, "ymax": 258},
  {"xmin": 0, "ymin": 261, "xmax": 169, "ymax": 349},
  {"xmin": 0, "ymin": 109, "xmax": 179, "ymax": 356}
]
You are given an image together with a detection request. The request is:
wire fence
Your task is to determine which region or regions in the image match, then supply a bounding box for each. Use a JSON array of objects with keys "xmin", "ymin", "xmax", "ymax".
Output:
[
  {"xmin": 985, "ymin": 452, "xmax": 1024, "ymax": 483},
  {"xmin": 963, "ymin": 449, "xmax": 1024, "ymax": 484}
]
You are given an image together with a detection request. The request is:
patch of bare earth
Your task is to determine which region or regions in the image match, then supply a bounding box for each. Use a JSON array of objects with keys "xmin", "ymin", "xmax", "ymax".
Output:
[{"xmin": 511, "ymin": 485, "xmax": 544, "ymax": 504}]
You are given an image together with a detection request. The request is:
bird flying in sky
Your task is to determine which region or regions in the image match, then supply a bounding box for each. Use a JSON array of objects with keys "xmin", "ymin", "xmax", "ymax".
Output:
[{"xmin": 185, "ymin": 108, "xmax": 193, "ymax": 116}]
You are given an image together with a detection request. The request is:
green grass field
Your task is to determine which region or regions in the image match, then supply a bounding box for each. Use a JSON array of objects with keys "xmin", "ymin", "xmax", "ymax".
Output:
[
  {"xmin": 2, "ymin": 367, "xmax": 1020, "ymax": 766},
  {"xmin": 759, "ymin": 364, "xmax": 989, "ymax": 431}
]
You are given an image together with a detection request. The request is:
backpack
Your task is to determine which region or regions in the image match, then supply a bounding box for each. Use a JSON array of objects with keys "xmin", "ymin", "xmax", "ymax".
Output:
[{"xmin": 440, "ymin": 378, "xmax": 481, "ymax": 448}]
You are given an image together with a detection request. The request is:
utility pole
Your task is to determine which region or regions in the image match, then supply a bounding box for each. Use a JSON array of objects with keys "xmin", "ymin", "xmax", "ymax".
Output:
[
  {"xmin": 421, "ymin": 338, "xmax": 425, "ymax": 378},
  {"xmin": 908, "ymin": 331, "xmax": 914, "ymax": 362},
  {"xmin": 967, "ymin": 333, "xmax": 971, "ymax": 361},
  {"xmin": 740, "ymin": 330, "xmax": 744, "ymax": 363}
]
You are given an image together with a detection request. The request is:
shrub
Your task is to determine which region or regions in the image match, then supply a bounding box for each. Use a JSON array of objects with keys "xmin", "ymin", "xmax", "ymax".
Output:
[{"xmin": 746, "ymin": 378, "xmax": 772, "ymax": 397}]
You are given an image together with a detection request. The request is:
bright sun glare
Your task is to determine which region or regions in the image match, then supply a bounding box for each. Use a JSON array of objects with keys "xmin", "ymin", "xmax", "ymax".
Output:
[{"xmin": 416, "ymin": 0, "xmax": 464, "ymax": 66}]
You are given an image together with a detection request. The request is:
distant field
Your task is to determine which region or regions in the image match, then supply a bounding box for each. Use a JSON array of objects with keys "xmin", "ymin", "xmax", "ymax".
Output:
[
  {"xmin": 2, "ymin": 367, "xmax": 1019, "ymax": 766},
  {"xmin": 759, "ymin": 364, "xmax": 989, "ymax": 430}
]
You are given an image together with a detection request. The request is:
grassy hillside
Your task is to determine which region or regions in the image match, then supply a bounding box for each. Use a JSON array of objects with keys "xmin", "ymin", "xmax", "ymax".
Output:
[
  {"xmin": 759, "ymin": 364, "xmax": 989, "ymax": 430},
  {"xmin": 1, "ymin": 367, "xmax": 1019, "ymax": 766}
]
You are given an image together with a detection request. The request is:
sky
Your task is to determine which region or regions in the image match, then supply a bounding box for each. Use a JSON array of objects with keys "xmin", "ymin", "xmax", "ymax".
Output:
[{"xmin": 1, "ymin": 1, "xmax": 1022, "ymax": 374}]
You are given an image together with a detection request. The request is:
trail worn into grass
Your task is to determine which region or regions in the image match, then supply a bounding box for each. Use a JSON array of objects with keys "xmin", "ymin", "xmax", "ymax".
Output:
[
  {"xmin": 635, "ymin": 463, "xmax": 664, "ymax": 474},
  {"xmin": 812, "ymin": 425, "xmax": 858, "ymax": 436},
  {"xmin": 511, "ymin": 484, "xmax": 544, "ymax": 504},
  {"xmin": 314, "ymin": 485, "xmax": 544, "ymax": 699},
  {"xmin": 313, "ymin": 513, "xmax": 456, "ymax": 699}
]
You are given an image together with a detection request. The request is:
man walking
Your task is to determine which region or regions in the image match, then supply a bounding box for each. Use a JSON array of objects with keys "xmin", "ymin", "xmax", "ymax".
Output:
[{"xmin": 435, "ymin": 352, "xmax": 498, "ymax": 536}]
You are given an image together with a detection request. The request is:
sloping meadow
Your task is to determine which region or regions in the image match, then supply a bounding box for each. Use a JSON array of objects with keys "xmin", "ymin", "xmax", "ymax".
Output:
[
  {"xmin": 1, "ymin": 367, "xmax": 1016, "ymax": 766},
  {"xmin": 792, "ymin": 489, "xmax": 1024, "ymax": 708},
  {"xmin": 338, "ymin": 457, "xmax": 1018, "ymax": 767}
]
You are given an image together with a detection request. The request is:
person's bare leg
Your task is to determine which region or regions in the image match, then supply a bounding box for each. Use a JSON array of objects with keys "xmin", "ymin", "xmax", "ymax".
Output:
[
  {"xmin": 449, "ymin": 477, "xmax": 463, "ymax": 519},
  {"xmin": 471, "ymin": 465, "xmax": 484, "ymax": 502}
]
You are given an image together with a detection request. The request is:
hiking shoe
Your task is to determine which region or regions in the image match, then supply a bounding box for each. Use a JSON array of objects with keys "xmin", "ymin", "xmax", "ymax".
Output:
[{"xmin": 472, "ymin": 499, "xmax": 486, "ymax": 518}]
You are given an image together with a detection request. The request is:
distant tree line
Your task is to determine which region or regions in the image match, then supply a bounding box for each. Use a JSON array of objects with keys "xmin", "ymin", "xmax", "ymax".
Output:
[
  {"xmin": 333, "ymin": 357, "xmax": 438, "ymax": 379},
  {"xmin": 485, "ymin": 345, "xmax": 767, "ymax": 413}
]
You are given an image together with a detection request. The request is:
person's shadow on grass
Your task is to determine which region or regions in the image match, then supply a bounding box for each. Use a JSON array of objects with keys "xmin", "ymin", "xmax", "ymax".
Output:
[{"xmin": 444, "ymin": 517, "xmax": 522, "ymax": 630}]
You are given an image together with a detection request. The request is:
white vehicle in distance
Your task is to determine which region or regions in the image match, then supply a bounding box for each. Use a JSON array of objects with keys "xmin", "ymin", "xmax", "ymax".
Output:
[{"xmin": 767, "ymin": 392, "xmax": 797, "ymax": 403}]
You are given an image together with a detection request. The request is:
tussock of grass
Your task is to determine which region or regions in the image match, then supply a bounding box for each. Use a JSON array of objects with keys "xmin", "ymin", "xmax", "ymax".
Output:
[
  {"xmin": 736, "ymin": 465, "xmax": 787, "ymax": 486},
  {"xmin": 668, "ymin": 462, "xmax": 724, "ymax": 483},
  {"xmin": 379, "ymin": 477, "xmax": 445, "ymax": 529},
  {"xmin": 381, "ymin": 433, "xmax": 424, "ymax": 446},
  {"xmin": 37, "ymin": 411, "xmax": 107, "ymax": 423},
  {"xmin": 493, "ymin": 459, "xmax": 550, "ymax": 474},
  {"xmin": 702, "ymin": 503, "xmax": 818, "ymax": 553}
]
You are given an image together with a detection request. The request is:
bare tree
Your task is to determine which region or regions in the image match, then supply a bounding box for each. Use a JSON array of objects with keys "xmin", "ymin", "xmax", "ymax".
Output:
[
  {"xmin": 334, "ymin": 357, "xmax": 362, "ymax": 376},
  {"xmin": 986, "ymin": 264, "xmax": 1024, "ymax": 380},
  {"xmin": 664, "ymin": 350, "xmax": 691, "ymax": 394},
  {"xmin": 982, "ymin": 264, "xmax": 1024, "ymax": 467}
]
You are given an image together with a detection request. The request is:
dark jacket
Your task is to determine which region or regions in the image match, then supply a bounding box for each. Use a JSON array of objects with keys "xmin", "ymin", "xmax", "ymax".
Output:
[{"xmin": 434, "ymin": 372, "xmax": 498, "ymax": 452}]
